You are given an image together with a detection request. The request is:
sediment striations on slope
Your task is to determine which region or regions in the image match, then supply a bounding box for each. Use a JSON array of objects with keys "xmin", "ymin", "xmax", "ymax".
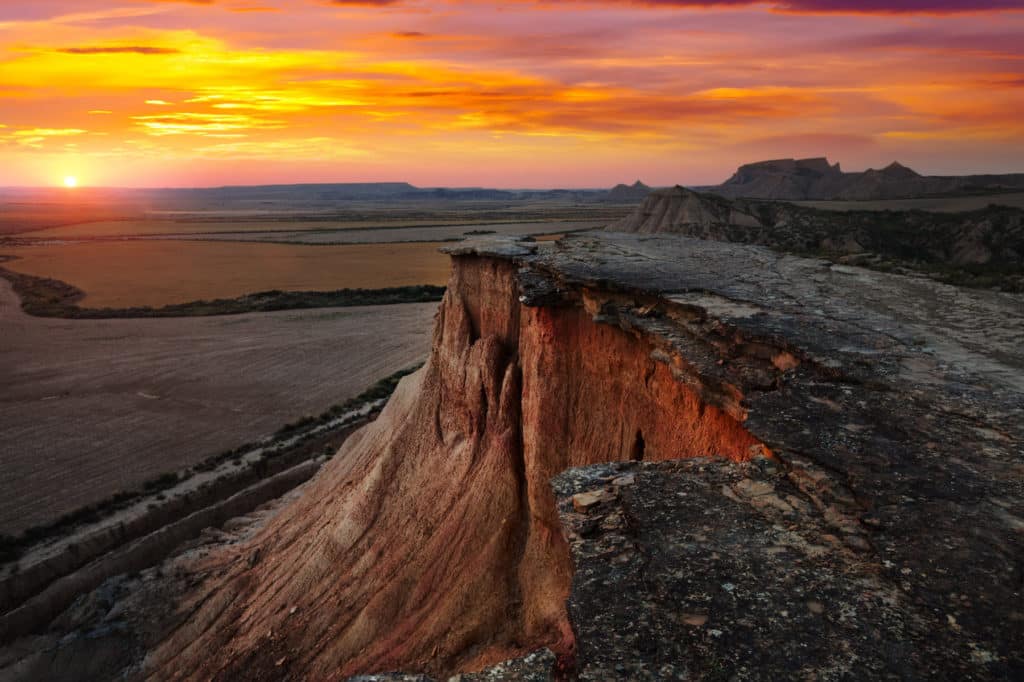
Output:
[
  {"xmin": 142, "ymin": 236, "xmax": 767, "ymax": 680},
  {"xmin": 6, "ymin": 233, "xmax": 1022, "ymax": 680}
]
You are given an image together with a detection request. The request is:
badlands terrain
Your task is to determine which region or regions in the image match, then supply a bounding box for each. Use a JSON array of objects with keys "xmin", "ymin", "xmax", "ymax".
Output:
[
  {"xmin": 0, "ymin": 197, "xmax": 620, "ymax": 544},
  {"xmin": 1, "ymin": 163, "xmax": 1022, "ymax": 679},
  {"xmin": 4, "ymin": 231, "xmax": 1021, "ymax": 680},
  {"xmin": 0, "ymin": 185, "xmax": 633, "ymax": 640}
]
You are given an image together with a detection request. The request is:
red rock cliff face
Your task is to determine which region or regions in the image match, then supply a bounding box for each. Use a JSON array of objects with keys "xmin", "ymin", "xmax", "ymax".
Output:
[{"xmin": 147, "ymin": 254, "xmax": 765, "ymax": 680}]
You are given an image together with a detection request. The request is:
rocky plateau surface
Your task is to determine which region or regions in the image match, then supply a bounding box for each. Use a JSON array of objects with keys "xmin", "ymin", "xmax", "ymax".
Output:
[{"xmin": 2, "ymin": 233, "xmax": 1022, "ymax": 681}]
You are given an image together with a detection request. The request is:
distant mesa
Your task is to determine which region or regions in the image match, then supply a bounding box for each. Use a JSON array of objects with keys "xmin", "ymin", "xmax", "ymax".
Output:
[{"xmin": 705, "ymin": 156, "xmax": 1024, "ymax": 201}]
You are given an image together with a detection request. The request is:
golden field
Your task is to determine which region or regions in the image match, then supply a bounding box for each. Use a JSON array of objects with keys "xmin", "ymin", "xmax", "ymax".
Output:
[{"xmin": 2, "ymin": 240, "xmax": 451, "ymax": 308}]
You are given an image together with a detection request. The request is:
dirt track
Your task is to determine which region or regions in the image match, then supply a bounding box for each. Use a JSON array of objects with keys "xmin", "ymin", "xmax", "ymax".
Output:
[{"xmin": 0, "ymin": 280, "xmax": 436, "ymax": 535}]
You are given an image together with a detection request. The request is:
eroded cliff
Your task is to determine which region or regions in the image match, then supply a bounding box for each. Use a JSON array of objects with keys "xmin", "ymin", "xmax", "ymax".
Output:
[
  {"xmin": 5, "ymin": 233, "xmax": 1022, "ymax": 681},
  {"xmin": 143, "ymin": 244, "xmax": 771, "ymax": 680}
]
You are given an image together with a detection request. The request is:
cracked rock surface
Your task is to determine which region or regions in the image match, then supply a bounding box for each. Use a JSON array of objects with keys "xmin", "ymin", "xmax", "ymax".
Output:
[
  {"xmin": 368, "ymin": 231, "xmax": 1023, "ymax": 679},
  {"xmin": 479, "ymin": 232, "xmax": 1024, "ymax": 679}
]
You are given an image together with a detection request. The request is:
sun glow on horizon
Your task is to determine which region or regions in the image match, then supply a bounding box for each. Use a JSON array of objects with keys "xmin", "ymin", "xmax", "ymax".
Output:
[
  {"xmin": 0, "ymin": 1, "xmax": 1022, "ymax": 186},
  {"xmin": 63, "ymin": 175, "xmax": 78, "ymax": 188}
]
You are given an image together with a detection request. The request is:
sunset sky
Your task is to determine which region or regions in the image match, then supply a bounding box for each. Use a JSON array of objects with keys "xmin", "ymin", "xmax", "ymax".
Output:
[{"xmin": 0, "ymin": 1, "xmax": 1022, "ymax": 188}]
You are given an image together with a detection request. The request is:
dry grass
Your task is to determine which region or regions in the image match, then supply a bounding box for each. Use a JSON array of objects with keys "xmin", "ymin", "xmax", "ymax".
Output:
[
  {"xmin": 0, "ymin": 279, "xmax": 437, "ymax": 535},
  {"xmin": 2, "ymin": 240, "xmax": 451, "ymax": 308}
]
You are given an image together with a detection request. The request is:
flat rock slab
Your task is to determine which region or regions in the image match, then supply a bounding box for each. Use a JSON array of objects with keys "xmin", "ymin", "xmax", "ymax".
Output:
[
  {"xmin": 455, "ymin": 233, "xmax": 1024, "ymax": 679},
  {"xmin": 554, "ymin": 459, "xmax": 1006, "ymax": 679}
]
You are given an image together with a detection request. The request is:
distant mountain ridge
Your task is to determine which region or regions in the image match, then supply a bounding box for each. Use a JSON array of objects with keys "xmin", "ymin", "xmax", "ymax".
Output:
[
  {"xmin": 704, "ymin": 157, "xmax": 1024, "ymax": 200},
  {"xmin": 0, "ymin": 182, "xmax": 649, "ymax": 218}
]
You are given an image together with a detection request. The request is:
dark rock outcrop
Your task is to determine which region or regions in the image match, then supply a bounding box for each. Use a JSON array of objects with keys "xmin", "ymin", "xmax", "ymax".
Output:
[{"xmin": 714, "ymin": 157, "xmax": 846, "ymax": 201}]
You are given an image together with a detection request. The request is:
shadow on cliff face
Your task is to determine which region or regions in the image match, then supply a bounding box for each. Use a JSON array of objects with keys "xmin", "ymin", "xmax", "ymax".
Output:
[{"xmin": 145, "ymin": 255, "xmax": 768, "ymax": 680}]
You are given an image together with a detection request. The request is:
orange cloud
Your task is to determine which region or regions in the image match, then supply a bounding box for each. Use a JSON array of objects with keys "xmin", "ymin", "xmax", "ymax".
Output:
[
  {"xmin": 132, "ymin": 112, "xmax": 285, "ymax": 135},
  {"xmin": 0, "ymin": 0, "xmax": 1021, "ymax": 186},
  {"xmin": 58, "ymin": 46, "xmax": 180, "ymax": 54}
]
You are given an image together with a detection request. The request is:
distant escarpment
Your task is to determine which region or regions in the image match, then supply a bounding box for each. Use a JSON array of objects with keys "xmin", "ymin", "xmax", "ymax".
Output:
[
  {"xmin": 705, "ymin": 157, "xmax": 1024, "ymax": 200},
  {"xmin": 610, "ymin": 186, "xmax": 1024, "ymax": 290}
]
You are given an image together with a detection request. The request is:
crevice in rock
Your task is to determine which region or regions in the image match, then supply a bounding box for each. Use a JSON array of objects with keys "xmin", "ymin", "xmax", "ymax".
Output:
[{"xmin": 631, "ymin": 430, "xmax": 646, "ymax": 461}]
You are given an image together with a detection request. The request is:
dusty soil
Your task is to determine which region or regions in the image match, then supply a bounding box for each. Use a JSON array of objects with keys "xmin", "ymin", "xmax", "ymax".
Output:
[
  {"xmin": 0, "ymin": 279, "xmax": 436, "ymax": 535},
  {"xmin": 0, "ymin": 241, "xmax": 451, "ymax": 308}
]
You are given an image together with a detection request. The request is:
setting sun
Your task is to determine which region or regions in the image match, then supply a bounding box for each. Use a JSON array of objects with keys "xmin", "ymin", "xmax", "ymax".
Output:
[{"xmin": 63, "ymin": 176, "xmax": 78, "ymax": 188}]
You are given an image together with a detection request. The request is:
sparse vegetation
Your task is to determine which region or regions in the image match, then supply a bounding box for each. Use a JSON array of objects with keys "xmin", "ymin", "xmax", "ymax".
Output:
[
  {"xmin": 820, "ymin": 251, "xmax": 1024, "ymax": 292},
  {"xmin": 750, "ymin": 203, "xmax": 1024, "ymax": 291},
  {"xmin": 794, "ymin": 192, "xmax": 1024, "ymax": 213},
  {"xmin": 143, "ymin": 473, "xmax": 180, "ymax": 491}
]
